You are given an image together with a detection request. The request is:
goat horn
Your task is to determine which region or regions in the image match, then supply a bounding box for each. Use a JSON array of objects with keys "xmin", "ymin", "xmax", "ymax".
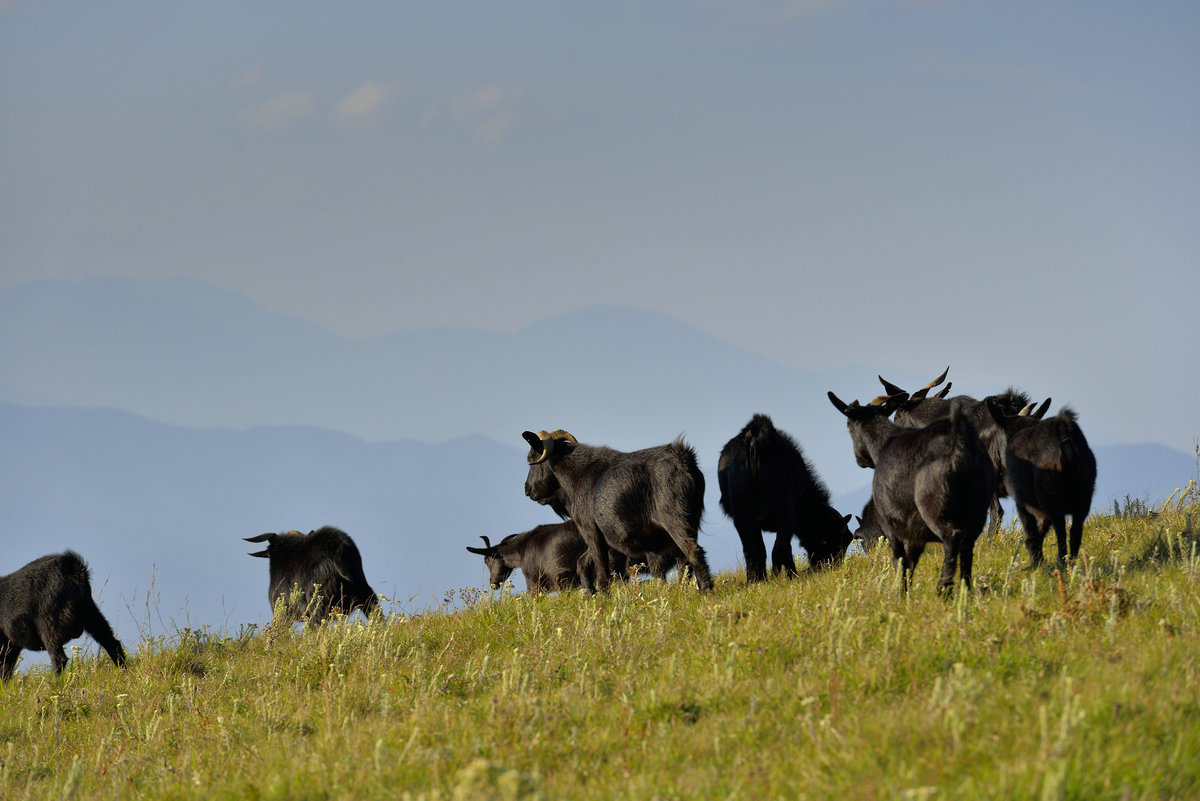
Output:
[
  {"xmin": 523, "ymin": 430, "xmax": 551, "ymax": 465},
  {"xmin": 877, "ymin": 376, "xmax": 906, "ymax": 396},
  {"xmin": 872, "ymin": 392, "xmax": 909, "ymax": 412},
  {"xmin": 533, "ymin": 435, "xmax": 556, "ymax": 464},
  {"xmin": 530, "ymin": 432, "xmax": 554, "ymax": 465},
  {"xmin": 920, "ymin": 367, "xmax": 950, "ymax": 392},
  {"xmin": 480, "ymin": 535, "xmax": 492, "ymax": 549},
  {"xmin": 1017, "ymin": 403, "xmax": 1037, "ymax": 416}
]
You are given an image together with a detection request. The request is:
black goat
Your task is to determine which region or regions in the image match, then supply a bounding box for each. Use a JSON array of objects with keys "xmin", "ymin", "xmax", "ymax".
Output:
[
  {"xmin": 717, "ymin": 414, "xmax": 852, "ymax": 582},
  {"xmin": 854, "ymin": 498, "xmax": 887, "ymax": 552},
  {"xmin": 829, "ymin": 392, "xmax": 996, "ymax": 593},
  {"xmin": 527, "ymin": 480, "xmax": 685, "ymax": 581},
  {"xmin": 877, "ymin": 367, "xmax": 1037, "ymax": 534},
  {"xmin": 466, "ymin": 523, "xmax": 586, "ymax": 593},
  {"xmin": 523, "ymin": 430, "xmax": 713, "ymax": 593},
  {"xmin": 1, "ymin": 551, "xmax": 127, "ymax": 681},
  {"xmin": 986, "ymin": 400, "xmax": 1097, "ymax": 567},
  {"xmin": 245, "ymin": 526, "xmax": 378, "ymax": 622}
]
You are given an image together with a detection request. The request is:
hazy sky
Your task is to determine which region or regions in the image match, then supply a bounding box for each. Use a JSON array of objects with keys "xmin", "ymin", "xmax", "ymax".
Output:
[{"xmin": 2, "ymin": 2, "xmax": 1197, "ymax": 439}]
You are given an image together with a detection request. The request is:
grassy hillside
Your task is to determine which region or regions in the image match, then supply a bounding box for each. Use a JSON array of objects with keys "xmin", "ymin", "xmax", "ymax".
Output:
[{"xmin": 2, "ymin": 487, "xmax": 1198, "ymax": 800}]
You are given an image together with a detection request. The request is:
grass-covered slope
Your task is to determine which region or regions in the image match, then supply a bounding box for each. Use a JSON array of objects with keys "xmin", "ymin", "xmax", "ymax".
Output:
[{"xmin": 3, "ymin": 490, "xmax": 1198, "ymax": 800}]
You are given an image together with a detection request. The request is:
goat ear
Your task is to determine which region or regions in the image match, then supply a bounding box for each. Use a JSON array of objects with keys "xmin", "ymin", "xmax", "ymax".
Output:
[
  {"xmin": 841, "ymin": 514, "xmax": 853, "ymax": 525},
  {"xmin": 880, "ymin": 392, "xmax": 908, "ymax": 413},
  {"xmin": 933, "ymin": 382, "xmax": 952, "ymax": 399},
  {"xmin": 877, "ymin": 376, "xmax": 906, "ymax": 396},
  {"xmin": 1033, "ymin": 397, "xmax": 1052, "ymax": 419},
  {"xmin": 854, "ymin": 515, "xmax": 863, "ymax": 526}
]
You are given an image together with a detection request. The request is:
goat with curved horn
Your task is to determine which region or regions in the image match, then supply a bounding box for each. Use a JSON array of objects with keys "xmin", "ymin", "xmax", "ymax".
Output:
[
  {"xmin": 522, "ymin": 428, "xmax": 711, "ymax": 593},
  {"xmin": 465, "ymin": 536, "xmax": 494, "ymax": 555}
]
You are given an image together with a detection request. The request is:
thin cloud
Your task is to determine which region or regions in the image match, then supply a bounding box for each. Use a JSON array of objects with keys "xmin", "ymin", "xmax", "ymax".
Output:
[
  {"xmin": 241, "ymin": 90, "xmax": 316, "ymax": 132},
  {"xmin": 336, "ymin": 82, "xmax": 389, "ymax": 128},
  {"xmin": 423, "ymin": 83, "xmax": 524, "ymax": 144}
]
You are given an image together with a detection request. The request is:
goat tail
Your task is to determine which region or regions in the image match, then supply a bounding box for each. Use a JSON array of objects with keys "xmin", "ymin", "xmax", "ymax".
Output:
[
  {"xmin": 59, "ymin": 549, "xmax": 93, "ymax": 585},
  {"xmin": 1055, "ymin": 406, "xmax": 1082, "ymax": 439},
  {"xmin": 948, "ymin": 399, "xmax": 971, "ymax": 443},
  {"xmin": 746, "ymin": 435, "xmax": 761, "ymax": 480},
  {"xmin": 947, "ymin": 399, "xmax": 981, "ymax": 463}
]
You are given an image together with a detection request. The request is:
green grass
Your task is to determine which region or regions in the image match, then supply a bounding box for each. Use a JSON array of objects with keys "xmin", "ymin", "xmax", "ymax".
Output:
[{"xmin": 3, "ymin": 488, "xmax": 1199, "ymax": 800}]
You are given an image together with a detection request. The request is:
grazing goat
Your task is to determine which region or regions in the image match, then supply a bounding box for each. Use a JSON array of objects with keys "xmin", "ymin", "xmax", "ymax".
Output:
[
  {"xmin": 986, "ymin": 400, "xmax": 1096, "ymax": 567},
  {"xmin": 1, "ymin": 551, "xmax": 127, "ymax": 681},
  {"xmin": 466, "ymin": 523, "xmax": 587, "ymax": 592},
  {"xmin": 717, "ymin": 414, "xmax": 852, "ymax": 582},
  {"xmin": 523, "ymin": 429, "xmax": 713, "ymax": 593},
  {"xmin": 854, "ymin": 498, "xmax": 887, "ymax": 552},
  {"xmin": 829, "ymin": 392, "xmax": 996, "ymax": 593},
  {"xmin": 245, "ymin": 526, "xmax": 378, "ymax": 622}
]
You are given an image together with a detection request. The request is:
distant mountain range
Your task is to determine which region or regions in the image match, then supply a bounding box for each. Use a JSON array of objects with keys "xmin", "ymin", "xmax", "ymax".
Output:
[{"xmin": 2, "ymin": 277, "xmax": 1195, "ymax": 663}]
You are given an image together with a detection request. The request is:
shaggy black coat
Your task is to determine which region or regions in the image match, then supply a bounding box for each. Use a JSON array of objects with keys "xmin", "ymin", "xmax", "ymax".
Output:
[
  {"xmin": 986, "ymin": 401, "xmax": 1097, "ymax": 567},
  {"xmin": 1, "ymin": 551, "xmax": 127, "ymax": 681},
  {"xmin": 717, "ymin": 414, "xmax": 852, "ymax": 582},
  {"xmin": 523, "ymin": 431, "xmax": 712, "ymax": 593},
  {"xmin": 245, "ymin": 526, "xmax": 378, "ymax": 622}
]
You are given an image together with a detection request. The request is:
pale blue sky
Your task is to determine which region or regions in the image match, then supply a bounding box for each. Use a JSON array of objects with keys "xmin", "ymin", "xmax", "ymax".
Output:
[{"xmin": 2, "ymin": 1, "xmax": 1197, "ymax": 448}]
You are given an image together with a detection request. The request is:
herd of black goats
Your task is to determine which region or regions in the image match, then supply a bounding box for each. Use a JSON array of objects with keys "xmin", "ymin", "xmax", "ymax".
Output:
[{"xmin": 0, "ymin": 368, "xmax": 1098, "ymax": 682}]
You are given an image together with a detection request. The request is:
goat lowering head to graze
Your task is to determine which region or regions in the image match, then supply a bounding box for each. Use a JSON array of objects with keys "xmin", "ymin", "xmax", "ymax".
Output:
[
  {"xmin": 828, "ymin": 391, "xmax": 996, "ymax": 594},
  {"xmin": 854, "ymin": 497, "xmax": 887, "ymax": 553},
  {"xmin": 245, "ymin": 526, "xmax": 379, "ymax": 623},
  {"xmin": 717, "ymin": 414, "xmax": 852, "ymax": 582},
  {"xmin": 877, "ymin": 367, "xmax": 1040, "ymax": 536},
  {"xmin": 466, "ymin": 522, "xmax": 587, "ymax": 593},
  {"xmin": 1, "ymin": 551, "xmax": 127, "ymax": 682},
  {"xmin": 986, "ymin": 399, "xmax": 1096, "ymax": 568},
  {"xmin": 523, "ymin": 429, "xmax": 713, "ymax": 593}
]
